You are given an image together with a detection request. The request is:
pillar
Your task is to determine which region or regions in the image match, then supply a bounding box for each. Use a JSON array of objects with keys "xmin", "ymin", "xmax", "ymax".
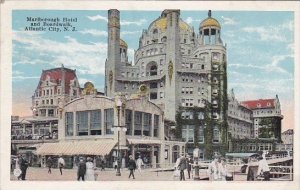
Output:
[
  {"xmin": 49, "ymin": 122, "xmax": 52, "ymax": 133},
  {"xmin": 151, "ymin": 146, "xmax": 155, "ymax": 168},
  {"xmin": 159, "ymin": 143, "xmax": 166, "ymax": 168},
  {"xmin": 131, "ymin": 145, "xmax": 135, "ymax": 159},
  {"xmin": 132, "ymin": 111, "xmax": 135, "ymax": 136},
  {"xmin": 32, "ymin": 123, "xmax": 35, "ymax": 135},
  {"xmin": 101, "ymin": 109, "xmax": 105, "ymax": 136}
]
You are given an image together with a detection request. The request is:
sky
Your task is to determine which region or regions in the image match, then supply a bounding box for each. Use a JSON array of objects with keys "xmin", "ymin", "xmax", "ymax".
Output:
[{"xmin": 12, "ymin": 10, "xmax": 294, "ymax": 131}]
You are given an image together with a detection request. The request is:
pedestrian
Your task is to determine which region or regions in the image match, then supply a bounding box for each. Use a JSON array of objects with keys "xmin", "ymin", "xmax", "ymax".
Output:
[
  {"xmin": 186, "ymin": 155, "xmax": 193, "ymax": 179},
  {"xmin": 77, "ymin": 157, "xmax": 86, "ymax": 181},
  {"xmin": 220, "ymin": 158, "xmax": 229, "ymax": 181},
  {"xmin": 100, "ymin": 159, "xmax": 105, "ymax": 171},
  {"xmin": 85, "ymin": 157, "xmax": 96, "ymax": 181},
  {"xmin": 257, "ymin": 156, "xmax": 270, "ymax": 181},
  {"xmin": 208, "ymin": 155, "xmax": 222, "ymax": 181},
  {"xmin": 178, "ymin": 154, "xmax": 187, "ymax": 181},
  {"xmin": 113, "ymin": 159, "xmax": 118, "ymax": 170},
  {"xmin": 19, "ymin": 154, "xmax": 29, "ymax": 180},
  {"xmin": 128, "ymin": 155, "xmax": 136, "ymax": 179},
  {"xmin": 15, "ymin": 154, "xmax": 22, "ymax": 180},
  {"xmin": 46, "ymin": 156, "xmax": 53, "ymax": 174},
  {"xmin": 58, "ymin": 155, "xmax": 65, "ymax": 175},
  {"xmin": 136, "ymin": 155, "xmax": 144, "ymax": 175}
]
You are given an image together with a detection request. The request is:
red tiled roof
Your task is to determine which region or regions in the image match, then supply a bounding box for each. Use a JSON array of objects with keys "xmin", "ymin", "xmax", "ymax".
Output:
[
  {"xmin": 241, "ymin": 99, "xmax": 275, "ymax": 110},
  {"xmin": 37, "ymin": 67, "xmax": 78, "ymax": 94}
]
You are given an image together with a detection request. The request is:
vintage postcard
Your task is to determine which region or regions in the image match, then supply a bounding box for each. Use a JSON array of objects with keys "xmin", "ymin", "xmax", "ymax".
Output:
[{"xmin": 0, "ymin": 1, "xmax": 299, "ymax": 190}]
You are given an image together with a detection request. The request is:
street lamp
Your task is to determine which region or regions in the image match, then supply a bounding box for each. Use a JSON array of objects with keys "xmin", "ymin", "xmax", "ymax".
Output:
[
  {"xmin": 193, "ymin": 147, "xmax": 200, "ymax": 180},
  {"xmin": 115, "ymin": 99, "xmax": 127, "ymax": 176}
]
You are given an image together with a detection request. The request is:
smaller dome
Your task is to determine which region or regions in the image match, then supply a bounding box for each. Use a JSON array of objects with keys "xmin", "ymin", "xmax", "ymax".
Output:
[
  {"xmin": 200, "ymin": 10, "xmax": 221, "ymax": 28},
  {"xmin": 120, "ymin": 39, "xmax": 128, "ymax": 48}
]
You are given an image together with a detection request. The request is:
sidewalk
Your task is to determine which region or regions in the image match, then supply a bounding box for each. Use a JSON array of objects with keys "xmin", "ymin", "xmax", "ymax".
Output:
[{"xmin": 11, "ymin": 167, "xmax": 200, "ymax": 181}]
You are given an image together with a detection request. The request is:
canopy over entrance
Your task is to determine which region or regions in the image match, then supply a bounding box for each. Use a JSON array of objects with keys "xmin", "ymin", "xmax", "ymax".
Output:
[{"xmin": 37, "ymin": 140, "xmax": 117, "ymax": 156}]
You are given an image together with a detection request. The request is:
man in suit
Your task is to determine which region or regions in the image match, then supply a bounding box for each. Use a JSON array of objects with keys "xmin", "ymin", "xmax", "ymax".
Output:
[
  {"xmin": 19, "ymin": 154, "xmax": 29, "ymax": 180},
  {"xmin": 178, "ymin": 154, "xmax": 187, "ymax": 181},
  {"xmin": 77, "ymin": 157, "xmax": 86, "ymax": 181}
]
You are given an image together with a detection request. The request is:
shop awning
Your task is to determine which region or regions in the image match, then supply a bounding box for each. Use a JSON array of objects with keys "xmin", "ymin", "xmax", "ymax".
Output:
[
  {"xmin": 36, "ymin": 140, "xmax": 117, "ymax": 156},
  {"xmin": 127, "ymin": 138, "xmax": 162, "ymax": 145}
]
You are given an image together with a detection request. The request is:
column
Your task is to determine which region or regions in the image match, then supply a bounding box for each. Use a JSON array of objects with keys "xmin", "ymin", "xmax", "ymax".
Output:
[
  {"xmin": 49, "ymin": 122, "xmax": 52, "ymax": 133},
  {"xmin": 73, "ymin": 111, "xmax": 76, "ymax": 136},
  {"xmin": 151, "ymin": 146, "xmax": 155, "ymax": 168},
  {"xmin": 32, "ymin": 123, "xmax": 35, "ymax": 135},
  {"xmin": 159, "ymin": 143, "xmax": 165, "ymax": 168},
  {"xmin": 101, "ymin": 109, "xmax": 105, "ymax": 136},
  {"xmin": 131, "ymin": 145, "xmax": 135, "ymax": 159},
  {"xmin": 169, "ymin": 145, "xmax": 172, "ymax": 164},
  {"xmin": 132, "ymin": 111, "xmax": 135, "ymax": 136},
  {"xmin": 179, "ymin": 145, "xmax": 183, "ymax": 156},
  {"xmin": 151, "ymin": 114, "xmax": 154, "ymax": 137}
]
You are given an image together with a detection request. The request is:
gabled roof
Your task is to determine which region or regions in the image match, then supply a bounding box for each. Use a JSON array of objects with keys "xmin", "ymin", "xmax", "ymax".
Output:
[
  {"xmin": 37, "ymin": 67, "xmax": 78, "ymax": 94},
  {"xmin": 241, "ymin": 99, "xmax": 275, "ymax": 110}
]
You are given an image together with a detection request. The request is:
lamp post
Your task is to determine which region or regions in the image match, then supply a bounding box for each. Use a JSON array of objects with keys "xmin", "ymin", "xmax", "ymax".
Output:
[
  {"xmin": 193, "ymin": 147, "xmax": 200, "ymax": 180},
  {"xmin": 115, "ymin": 99, "xmax": 127, "ymax": 176}
]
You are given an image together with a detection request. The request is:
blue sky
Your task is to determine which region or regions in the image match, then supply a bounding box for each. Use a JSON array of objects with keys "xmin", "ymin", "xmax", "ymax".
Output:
[{"xmin": 12, "ymin": 10, "xmax": 294, "ymax": 130}]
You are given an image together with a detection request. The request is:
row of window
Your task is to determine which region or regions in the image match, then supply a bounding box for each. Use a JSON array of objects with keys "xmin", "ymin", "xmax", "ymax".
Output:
[
  {"xmin": 65, "ymin": 109, "xmax": 160, "ymax": 137},
  {"xmin": 181, "ymin": 99, "xmax": 207, "ymax": 108},
  {"xmin": 181, "ymin": 111, "xmax": 204, "ymax": 120},
  {"xmin": 181, "ymin": 125, "xmax": 220, "ymax": 143}
]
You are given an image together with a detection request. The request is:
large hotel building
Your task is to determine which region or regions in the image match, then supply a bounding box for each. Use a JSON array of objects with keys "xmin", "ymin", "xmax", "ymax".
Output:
[{"xmin": 11, "ymin": 9, "xmax": 284, "ymax": 168}]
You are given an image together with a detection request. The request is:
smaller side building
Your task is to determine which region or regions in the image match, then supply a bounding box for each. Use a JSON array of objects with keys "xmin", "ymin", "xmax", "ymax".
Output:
[
  {"xmin": 36, "ymin": 82, "xmax": 185, "ymax": 168},
  {"xmin": 241, "ymin": 95, "xmax": 283, "ymax": 142},
  {"xmin": 228, "ymin": 89, "xmax": 253, "ymax": 139}
]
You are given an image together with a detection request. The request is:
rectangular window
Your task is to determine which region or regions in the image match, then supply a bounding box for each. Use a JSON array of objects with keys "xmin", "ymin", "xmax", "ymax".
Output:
[
  {"xmin": 143, "ymin": 113, "xmax": 152, "ymax": 136},
  {"xmin": 213, "ymin": 126, "xmax": 220, "ymax": 143},
  {"xmin": 182, "ymin": 125, "xmax": 194, "ymax": 143},
  {"xmin": 134, "ymin": 111, "xmax": 142, "ymax": 135},
  {"xmin": 160, "ymin": 92, "xmax": 164, "ymax": 98},
  {"xmin": 48, "ymin": 109, "xmax": 54, "ymax": 117},
  {"xmin": 104, "ymin": 109, "xmax": 114, "ymax": 135},
  {"xmin": 198, "ymin": 126, "xmax": 204, "ymax": 143},
  {"xmin": 90, "ymin": 110, "xmax": 101, "ymax": 135},
  {"xmin": 76, "ymin": 111, "xmax": 88, "ymax": 136},
  {"xmin": 65, "ymin": 112, "xmax": 74, "ymax": 136},
  {"xmin": 125, "ymin": 109, "xmax": 132, "ymax": 135},
  {"xmin": 154, "ymin": 115, "xmax": 159, "ymax": 137}
]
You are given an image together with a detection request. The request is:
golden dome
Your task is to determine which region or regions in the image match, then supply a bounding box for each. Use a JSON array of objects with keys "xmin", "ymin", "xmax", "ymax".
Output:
[
  {"xmin": 153, "ymin": 17, "xmax": 192, "ymax": 33},
  {"xmin": 120, "ymin": 39, "xmax": 128, "ymax": 48},
  {"xmin": 200, "ymin": 17, "xmax": 221, "ymax": 28}
]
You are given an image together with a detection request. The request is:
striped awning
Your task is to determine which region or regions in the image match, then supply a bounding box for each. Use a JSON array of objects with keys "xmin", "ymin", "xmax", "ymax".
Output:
[
  {"xmin": 127, "ymin": 138, "xmax": 162, "ymax": 145},
  {"xmin": 36, "ymin": 140, "xmax": 117, "ymax": 156}
]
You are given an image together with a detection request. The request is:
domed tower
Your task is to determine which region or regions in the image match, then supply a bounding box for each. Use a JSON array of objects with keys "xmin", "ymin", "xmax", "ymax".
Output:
[
  {"xmin": 199, "ymin": 10, "xmax": 223, "ymax": 45},
  {"xmin": 196, "ymin": 10, "xmax": 228, "ymax": 156}
]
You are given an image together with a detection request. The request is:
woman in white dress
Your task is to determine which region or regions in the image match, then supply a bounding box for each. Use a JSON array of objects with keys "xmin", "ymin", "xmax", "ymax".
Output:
[{"xmin": 85, "ymin": 157, "xmax": 96, "ymax": 181}]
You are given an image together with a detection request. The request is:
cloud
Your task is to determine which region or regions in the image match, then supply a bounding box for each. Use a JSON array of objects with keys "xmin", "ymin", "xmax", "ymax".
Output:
[
  {"xmin": 121, "ymin": 31, "xmax": 141, "ymax": 36},
  {"xmin": 79, "ymin": 29, "xmax": 108, "ymax": 37},
  {"xmin": 12, "ymin": 70, "xmax": 39, "ymax": 81},
  {"xmin": 13, "ymin": 31, "xmax": 107, "ymax": 75},
  {"xmin": 87, "ymin": 15, "xmax": 147, "ymax": 26},
  {"xmin": 185, "ymin": 17, "xmax": 202, "ymax": 24},
  {"xmin": 221, "ymin": 16, "xmax": 238, "ymax": 25},
  {"xmin": 87, "ymin": 15, "xmax": 108, "ymax": 22},
  {"xmin": 121, "ymin": 19, "xmax": 147, "ymax": 26},
  {"xmin": 242, "ymin": 21, "xmax": 293, "ymax": 42}
]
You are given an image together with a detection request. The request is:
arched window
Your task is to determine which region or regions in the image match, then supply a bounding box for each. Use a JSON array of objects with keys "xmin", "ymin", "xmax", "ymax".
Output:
[
  {"xmin": 153, "ymin": 29, "xmax": 158, "ymax": 34},
  {"xmin": 161, "ymin": 36, "xmax": 167, "ymax": 42},
  {"xmin": 150, "ymin": 65, "xmax": 157, "ymax": 76}
]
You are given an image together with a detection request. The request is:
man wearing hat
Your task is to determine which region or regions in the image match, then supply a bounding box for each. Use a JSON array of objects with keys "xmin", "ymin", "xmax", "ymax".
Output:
[
  {"xmin": 186, "ymin": 155, "xmax": 193, "ymax": 179},
  {"xmin": 178, "ymin": 154, "xmax": 187, "ymax": 181},
  {"xmin": 77, "ymin": 157, "xmax": 86, "ymax": 181},
  {"xmin": 136, "ymin": 155, "xmax": 144, "ymax": 175},
  {"xmin": 128, "ymin": 155, "xmax": 136, "ymax": 179},
  {"xmin": 208, "ymin": 155, "xmax": 222, "ymax": 181}
]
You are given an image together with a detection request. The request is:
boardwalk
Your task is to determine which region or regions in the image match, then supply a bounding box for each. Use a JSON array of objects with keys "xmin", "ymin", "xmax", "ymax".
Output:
[{"xmin": 11, "ymin": 167, "xmax": 248, "ymax": 181}]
